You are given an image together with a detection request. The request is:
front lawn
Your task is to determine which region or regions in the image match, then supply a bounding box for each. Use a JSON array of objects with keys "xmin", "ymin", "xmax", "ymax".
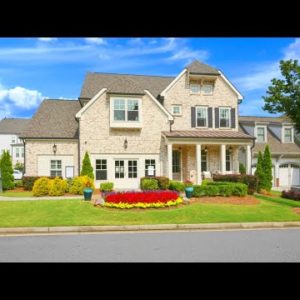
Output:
[
  {"xmin": 0, "ymin": 191, "xmax": 33, "ymax": 197},
  {"xmin": 0, "ymin": 196, "xmax": 300, "ymax": 227}
]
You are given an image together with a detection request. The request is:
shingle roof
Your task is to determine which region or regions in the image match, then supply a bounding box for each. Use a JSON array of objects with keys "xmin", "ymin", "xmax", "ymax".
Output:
[
  {"xmin": 239, "ymin": 115, "xmax": 291, "ymax": 124},
  {"xmin": 162, "ymin": 130, "xmax": 254, "ymax": 139},
  {"xmin": 20, "ymin": 99, "xmax": 81, "ymax": 139},
  {"xmin": 0, "ymin": 118, "xmax": 31, "ymax": 134},
  {"xmin": 107, "ymin": 77, "xmax": 145, "ymax": 95},
  {"xmin": 186, "ymin": 60, "xmax": 220, "ymax": 75},
  {"xmin": 80, "ymin": 72, "xmax": 174, "ymax": 99}
]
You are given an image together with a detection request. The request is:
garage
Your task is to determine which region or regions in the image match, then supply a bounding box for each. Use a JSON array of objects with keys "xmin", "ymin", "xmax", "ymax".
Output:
[{"xmin": 279, "ymin": 163, "xmax": 300, "ymax": 187}]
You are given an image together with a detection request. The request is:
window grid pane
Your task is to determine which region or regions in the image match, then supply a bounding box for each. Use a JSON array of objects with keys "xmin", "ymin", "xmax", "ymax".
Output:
[
  {"xmin": 128, "ymin": 160, "xmax": 137, "ymax": 178},
  {"xmin": 225, "ymin": 150, "xmax": 231, "ymax": 171},
  {"xmin": 284, "ymin": 128, "xmax": 292, "ymax": 142},
  {"xmin": 196, "ymin": 107, "xmax": 207, "ymax": 127},
  {"xmin": 220, "ymin": 108, "xmax": 230, "ymax": 128},
  {"xmin": 172, "ymin": 151, "xmax": 181, "ymax": 173},
  {"xmin": 96, "ymin": 159, "xmax": 107, "ymax": 180},
  {"xmin": 50, "ymin": 160, "xmax": 62, "ymax": 177},
  {"xmin": 115, "ymin": 160, "xmax": 124, "ymax": 178},
  {"xmin": 145, "ymin": 159, "xmax": 156, "ymax": 176},
  {"xmin": 201, "ymin": 150, "xmax": 208, "ymax": 172}
]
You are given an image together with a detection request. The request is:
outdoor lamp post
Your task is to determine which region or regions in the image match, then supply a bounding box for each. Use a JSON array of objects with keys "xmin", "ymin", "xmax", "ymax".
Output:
[{"xmin": 53, "ymin": 144, "xmax": 57, "ymax": 155}]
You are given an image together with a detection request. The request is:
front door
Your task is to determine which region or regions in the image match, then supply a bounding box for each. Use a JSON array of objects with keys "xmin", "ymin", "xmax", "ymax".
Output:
[
  {"xmin": 172, "ymin": 150, "xmax": 181, "ymax": 181},
  {"xmin": 114, "ymin": 159, "xmax": 139, "ymax": 189}
]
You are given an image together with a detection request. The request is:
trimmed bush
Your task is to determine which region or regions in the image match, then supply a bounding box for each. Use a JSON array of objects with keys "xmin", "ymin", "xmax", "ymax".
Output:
[
  {"xmin": 100, "ymin": 182, "xmax": 114, "ymax": 192},
  {"xmin": 201, "ymin": 179, "xmax": 213, "ymax": 186},
  {"xmin": 193, "ymin": 185, "xmax": 205, "ymax": 197},
  {"xmin": 239, "ymin": 163, "xmax": 246, "ymax": 175},
  {"xmin": 62, "ymin": 179, "xmax": 69, "ymax": 193},
  {"xmin": 168, "ymin": 180, "xmax": 185, "ymax": 192},
  {"xmin": 205, "ymin": 185, "xmax": 219, "ymax": 196},
  {"xmin": 80, "ymin": 151, "xmax": 94, "ymax": 180},
  {"xmin": 218, "ymin": 184, "xmax": 234, "ymax": 197},
  {"xmin": 141, "ymin": 178, "xmax": 159, "ymax": 190},
  {"xmin": 48, "ymin": 177, "xmax": 65, "ymax": 196},
  {"xmin": 32, "ymin": 177, "xmax": 50, "ymax": 197},
  {"xmin": 69, "ymin": 176, "xmax": 95, "ymax": 195},
  {"xmin": 193, "ymin": 182, "xmax": 248, "ymax": 197},
  {"xmin": 154, "ymin": 176, "xmax": 170, "ymax": 190},
  {"xmin": 232, "ymin": 183, "xmax": 248, "ymax": 197},
  {"xmin": 0, "ymin": 150, "xmax": 14, "ymax": 190},
  {"xmin": 282, "ymin": 190, "xmax": 300, "ymax": 201}
]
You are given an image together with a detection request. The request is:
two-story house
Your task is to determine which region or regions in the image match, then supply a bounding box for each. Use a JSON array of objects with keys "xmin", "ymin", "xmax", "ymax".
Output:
[
  {"xmin": 20, "ymin": 60, "xmax": 254, "ymax": 189},
  {"xmin": 0, "ymin": 118, "xmax": 30, "ymax": 166},
  {"xmin": 239, "ymin": 116, "xmax": 300, "ymax": 188}
]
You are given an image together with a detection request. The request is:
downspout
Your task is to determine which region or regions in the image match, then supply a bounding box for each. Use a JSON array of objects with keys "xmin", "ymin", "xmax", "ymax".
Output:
[
  {"xmin": 169, "ymin": 120, "xmax": 174, "ymax": 132},
  {"xmin": 23, "ymin": 139, "xmax": 26, "ymax": 175},
  {"xmin": 77, "ymin": 119, "xmax": 80, "ymax": 176}
]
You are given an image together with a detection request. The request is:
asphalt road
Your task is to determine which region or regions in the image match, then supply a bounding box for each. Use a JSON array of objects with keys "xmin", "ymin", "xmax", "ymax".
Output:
[{"xmin": 1, "ymin": 228, "xmax": 300, "ymax": 262}]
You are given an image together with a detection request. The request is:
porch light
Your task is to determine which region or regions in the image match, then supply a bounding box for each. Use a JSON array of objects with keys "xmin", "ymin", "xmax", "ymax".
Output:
[
  {"xmin": 124, "ymin": 138, "xmax": 128, "ymax": 150},
  {"xmin": 228, "ymin": 146, "xmax": 233, "ymax": 153},
  {"xmin": 204, "ymin": 146, "xmax": 208, "ymax": 153},
  {"xmin": 53, "ymin": 144, "xmax": 57, "ymax": 154}
]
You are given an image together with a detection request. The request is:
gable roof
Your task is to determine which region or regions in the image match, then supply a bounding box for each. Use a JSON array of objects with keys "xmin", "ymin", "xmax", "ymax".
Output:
[
  {"xmin": 162, "ymin": 130, "xmax": 253, "ymax": 139},
  {"xmin": 239, "ymin": 115, "xmax": 291, "ymax": 124},
  {"xmin": 0, "ymin": 118, "xmax": 31, "ymax": 134},
  {"xmin": 80, "ymin": 72, "xmax": 174, "ymax": 100},
  {"xmin": 107, "ymin": 77, "xmax": 145, "ymax": 95},
  {"xmin": 20, "ymin": 99, "xmax": 81, "ymax": 139},
  {"xmin": 186, "ymin": 60, "xmax": 219, "ymax": 75}
]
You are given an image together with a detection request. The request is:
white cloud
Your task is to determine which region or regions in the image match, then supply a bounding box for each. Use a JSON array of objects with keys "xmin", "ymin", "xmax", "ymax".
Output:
[
  {"xmin": 283, "ymin": 38, "xmax": 300, "ymax": 60},
  {"xmin": 38, "ymin": 38, "xmax": 57, "ymax": 42},
  {"xmin": 0, "ymin": 103, "xmax": 11, "ymax": 119},
  {"xmin": 169, "ymin": 48, "xmax": 209, "ymax": 62},
  {"xmin": 85, "ymin": 38, "xmax": 106, "ymax": 45}
]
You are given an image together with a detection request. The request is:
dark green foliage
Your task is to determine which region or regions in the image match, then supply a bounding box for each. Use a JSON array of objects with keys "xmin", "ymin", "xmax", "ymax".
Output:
[
  {"xmin": 0, "ymin": 150, "xmax": 14, "ymax": 190},
  {"xmin": 154, "ymin": 176, "xmax": 170, "ymax": 190},
  {"xmin": 140, "ymin": 178, "xmax": 159, "ymax": 190},
  {"xmin": 239, "ymin": 163, "xmax": 246, "ymax": 175},
  {"xmin": 193, "ymin": 182, "xmax": 248, "ymax": 197},
  {"xmin": 80, "ymin": 151, "xmax": 94, "ymax": 180},
  {"xmin": 168, "ymin": 180, "xmax": 185, "ymax": 192},
  {"xmin": 192, "ymin": 185, "xmax": 205, "ymax": 197},
  {"xmin": 262, "ymin": 145, "xmax": 273, "ymax": 191},
  {"xmin": 23, "ymin": 176, "xmax": 40, "ymax": 191},
  {"xmin": 255, "ymin": 151, "xmax": 264, "ymax": 192},
  {"xmin": 218, "ymin": 185, "xmax": 234, "ymax": 197},
  {"xmin": 100, "ymin": 182, "xmax": 114, "ymax": 192},
  {"xmin": 14, "ymin": 162, "xmax": 24, "ymax": 172},
  {"xmin": 263, "ymin": 59, "xmax": 300, "ymax": 132},
  {"xmin": 204, "ymin": 185, "xmax": 219, "ymax": 197}
]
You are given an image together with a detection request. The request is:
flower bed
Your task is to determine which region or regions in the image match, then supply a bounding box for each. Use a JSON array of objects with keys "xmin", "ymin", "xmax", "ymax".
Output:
[{"xmin": 103, "ymin": 190, "xmax": 182, "ymax": 209}]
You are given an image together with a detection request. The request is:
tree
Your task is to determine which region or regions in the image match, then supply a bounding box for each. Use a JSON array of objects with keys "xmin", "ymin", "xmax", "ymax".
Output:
[
  {"xmin": 239, "ymin": 163, "xmax": 246, "ymax": 175},
  {"xmin": 262, "ymin": 145, "xmax": 273, "ymax": 191},
  {"xmin": 14, "ymin": 162, "xmax": 24, "ymax": 172},
  {"xmin": 0, "ymin": 150, "xmax": 14, "ymax": 190},
  {"xmin": 80, "ymin": 151, "xmax": 94, "ymax": 180},
  {"xmin": 254, "ymin": 151, "xmax": 264, "ymax": 192},
  {"xmin": 263, "ymin": 59, "xmax": 300, "ymax": 131}
]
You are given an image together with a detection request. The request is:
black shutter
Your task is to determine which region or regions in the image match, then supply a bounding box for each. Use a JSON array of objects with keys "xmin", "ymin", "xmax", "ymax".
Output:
[
  {"xmin": 191, "ymin": 107, "xmax": 196, "ymax": 128},
  {"xmin": 208, "ymin": 107, "xmax": 213, "ymax": 128},
  {"xmin": 215, "ymin": 107, "xmax": 219, "ymax": 128},
  {"xmin": 231, "ymin": 108, "xmax": 236, "ymax": 128}
]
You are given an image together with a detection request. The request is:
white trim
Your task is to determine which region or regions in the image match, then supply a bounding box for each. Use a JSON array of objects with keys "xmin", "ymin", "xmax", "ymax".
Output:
[
  {"xmin": 282, "ymin": 126, "xmax": 294, "ymax": 143},
  {"xmin": 171, "ymin": 104, "xmax": 182, "ymax": 116},
  {"xmin": 219, "ymin": 71, "xmax": 243, "ymax": 100},
  {"xmin": 255, "ymin": 125, "xmax": 267, "ymax": 143},
  {"xmin": 76, "ymin": 88, "xmax": 107, "ymax": 118},
  {"xmin": 144, "ymin": 90, "xmax": 174, "ymax": 121},
  {"xmin": 189, "ymin": 83, "xmax": 201, "ymax": 94},
  {"xmin": 160, "ymin": 69, "xmax": 187, "ymax": 97}
]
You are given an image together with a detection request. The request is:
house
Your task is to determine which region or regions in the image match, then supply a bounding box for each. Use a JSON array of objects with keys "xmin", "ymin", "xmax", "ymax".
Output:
[
  {"xmin": 0, "ymin": 118, "xmax": 30, "ymax": 166},
  {"xmin": 239, "ymin": 116, "xmax": 300, "ymax": 188},
  {"xmin": 20, "ymin": 60, "xmax": 256, "ymax": 189}
]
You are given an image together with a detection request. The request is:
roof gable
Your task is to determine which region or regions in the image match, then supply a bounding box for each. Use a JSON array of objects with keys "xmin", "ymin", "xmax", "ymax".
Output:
[
  {"xmin": 186, "ymin": 60, "xmax": 219, "ymax": 75},
  {"xmin": 0, "ymin": 118, "xmax": 30, "ymax": 134}
]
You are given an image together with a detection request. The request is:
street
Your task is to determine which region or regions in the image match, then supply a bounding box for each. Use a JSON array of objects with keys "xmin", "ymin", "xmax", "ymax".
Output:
[{"xmin": 1, "ymin": 228, "xmax": 300, "ymax": 262}]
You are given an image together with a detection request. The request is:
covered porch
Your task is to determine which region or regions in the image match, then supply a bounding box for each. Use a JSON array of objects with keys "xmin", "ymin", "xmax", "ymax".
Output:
[{"xmin": 162, "ymin": 130, "xmax": 254, "ymax": 185}]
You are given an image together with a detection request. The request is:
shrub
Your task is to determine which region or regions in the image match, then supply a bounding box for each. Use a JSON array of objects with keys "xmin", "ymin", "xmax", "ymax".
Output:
[
  {"xmin": 32, "ymin": 177, "xmax": 50, "ymax": 196},
  {"xmin": 80, "ymin": 151, "xmax": 94, "ymax": 180},
  {"xmin": 218, "ymin": 185, "xmax": 234, "ymax": 197},
  {"xmin": 100, "ymin": 182, "xmax": 114, "ymax": 192},
  {"xmin": 193, "ymin": 182, "xmax": 248, "ymax": 197},
  {"xmin": 14, "ymin": 180, "xmax": 23, "ymax": 188},
  {"xmin": 48, "ymin": 177, "xmax": 65, "ymax": 196},
  {"xmin": 154, "ymin": 176, "xmax": 170, "ymax": 190},
  {"xmin": 239, "ymin": 163, "xmax": 246, "ymax": 175},
  {"xmin": 168, "ymin": 180, "xmax": 185, "ymax": 192},
  {"xmin": 184, "ymin": 180, "xmax": 193, "ymax": 187},
  {"xmin": 0, "ymin": 150, "xmax": 14, "ymax": 190},
  {"xmin": 193, "ymin": 185, "xmax": 206, "ymax": 197},
  {"xmin": 62, "ymin": 179, "xmax": 69, "ymax": 193},
  {"xmin": 262, "ymin": 145, "xmax": 273, "ymax": 192},
  {"xmin": 232, "ymin": 183, "xmax": 248, "ymax": 196},
  {"xmin": 14, "ymin": 162, "xmax": 24, "ymax": 172},
  {"xmin": 282, "ymin": 190, "xmax": 300, "ymax": 201},
  {"xmin": 23, "ymin": 176, "xmax": 40, "ymax": 191},
  {"xmin": 141, "ymin": 178, "xmax": 159, "ymax": 190},
  {"xmin": 205, "ymin": 185, "xmax": 219, "ymax": 196},
  {"xmin": 69, "ymin": 176, "xmax": 95, "ymax": 195},
  {"xmin": 201, "ymin": 179, "xmax": 213, "ymax": 186}
]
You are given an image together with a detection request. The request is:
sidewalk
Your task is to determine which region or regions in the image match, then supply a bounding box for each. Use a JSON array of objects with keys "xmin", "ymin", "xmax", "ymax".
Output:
[
  {"xmin": 0, "ymin": 195, "xmax": 83, "ymax": 201},
  {"xmin": 1, "ymin": 221, "xmax": 300, "ymax": 235}
]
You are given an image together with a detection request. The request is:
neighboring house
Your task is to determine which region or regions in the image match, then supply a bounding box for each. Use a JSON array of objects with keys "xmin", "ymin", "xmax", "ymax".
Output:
[
  {"xmin": 20, "ymin": 60, "xmax": 255, "ymax": 189},
  {"xmin": 0, "ymin": 118, "xmax": 30, "ymax": 166},
  {"xmin": 239, "ymin": 116, "xmax": 300, "ymax": 188}
]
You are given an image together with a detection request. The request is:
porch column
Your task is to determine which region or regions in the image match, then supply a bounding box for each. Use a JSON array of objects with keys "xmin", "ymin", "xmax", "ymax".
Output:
[
  {"xmin": 246, "ymin": 144, "xmax": 251, "ymax": 174},
  {"xmin": 196, "ymin": 144, "xmax": 202, "ymax": 185},
  {"xmin": 220, "ymin": 144, "xmax": 226, "ymax": 174},
  {"xmin": 275, "ymin": 158, "xmax": 279, "ymax": 187},
  {"xmin": 167, "ymin": 143, "xmax": 173, "ymax": 180}
]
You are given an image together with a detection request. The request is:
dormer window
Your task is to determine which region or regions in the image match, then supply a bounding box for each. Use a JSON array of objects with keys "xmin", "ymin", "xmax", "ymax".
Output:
[
  {"xmin": 283, "ymin": 127, "xmax": 293, "ymax": 143},
  {"xmin": 256, "ymin": 126, "xmax": 266, "ymax": 143},
  {"xmin": 202, "ymin": 81, "xmax": 214, "ymax": 95},
  {"xmin": 190, "ymin": 83, "xmax": 200, "ymax": 94}
]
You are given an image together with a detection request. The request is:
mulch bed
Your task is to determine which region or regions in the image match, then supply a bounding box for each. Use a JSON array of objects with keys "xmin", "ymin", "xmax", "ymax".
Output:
[
  {"xmin": 190, "ymin": 196, "xmax": 260, "ymax": 205},
  {"xmin": 292, "ymin": 208, "xmax": 300, "ymax": 215}
]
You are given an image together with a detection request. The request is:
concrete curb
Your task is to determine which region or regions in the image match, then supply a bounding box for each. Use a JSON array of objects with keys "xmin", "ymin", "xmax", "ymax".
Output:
[{"xmin": 1, "ymin": 221, "xmax": 300, "ymax": 235}]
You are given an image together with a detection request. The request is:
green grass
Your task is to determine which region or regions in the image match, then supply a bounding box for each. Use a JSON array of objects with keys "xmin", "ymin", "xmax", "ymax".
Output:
[
  {"xmin": 0, "ymin": 191, "xmax": 33, "ymax": 197},
  {"xmin": 0, "ymin": 196, "xmax": 300, "ymax": 227}
]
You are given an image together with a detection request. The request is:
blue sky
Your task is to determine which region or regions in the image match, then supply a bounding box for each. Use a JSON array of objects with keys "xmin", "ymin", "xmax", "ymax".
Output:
[{"xmin": 0, "ymin": 37, "xmax": 299, "ymax": 119}]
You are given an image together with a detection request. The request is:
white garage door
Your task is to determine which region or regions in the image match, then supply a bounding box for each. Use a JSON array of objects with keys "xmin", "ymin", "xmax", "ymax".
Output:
[{"xmin": 279, "ymin": 163, "xmax": 300, "ymax": 187}]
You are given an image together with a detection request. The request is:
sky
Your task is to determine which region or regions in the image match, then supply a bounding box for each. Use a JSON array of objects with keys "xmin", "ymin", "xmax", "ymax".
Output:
[{"xmin": 0, "ymin": 37, "xmax": 299, "ymax": 119}]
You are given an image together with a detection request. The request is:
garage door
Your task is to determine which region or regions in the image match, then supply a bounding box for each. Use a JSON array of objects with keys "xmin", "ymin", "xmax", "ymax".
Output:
[{"xmin": 279, "ymin": 163, "xmax": 300, "ymax": 187}]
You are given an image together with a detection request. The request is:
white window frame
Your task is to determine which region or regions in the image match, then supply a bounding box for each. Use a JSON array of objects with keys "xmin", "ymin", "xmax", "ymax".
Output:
[
  {"xmin": 190, "ymin": 83, "xmax": 201, "ymax": 94},
  {"xmin": 225, "ymin": 149, "xmax": 232, "ymax": 172},
  {"xmin": 16, "ymin": 147, "xmax": 20, "ymax": 158},
  {"xmin": 219, "ymin": 107, "xmax": 231, "ymax": 128},
  {"xmin": 50, "ymin": 160, "xmax": 62, "ymax": 177},
  {"xmin": 171, "ymin": 105, "xmax": 182, "ymax": 116},
  {"xmin": 255, "ymin": 126, "xmax": 267, "ymax": 143},
  {"xmin": 202, "ymin": 82, "xmax": 214, "ymax": 95},
  {"xmin": 145, "ymin": 159, "xmax": 156, "ymax": 177},
  {"xmin": 196, "ymin": 106, "xmax": 208, "ymax": 128},
  {"xmin": 282, "ymin": 126, "xmax": 294, "ymax": 143},
  {"xmin": 21, "ymin": 147, "xmax": 24, "ymax": 158}
]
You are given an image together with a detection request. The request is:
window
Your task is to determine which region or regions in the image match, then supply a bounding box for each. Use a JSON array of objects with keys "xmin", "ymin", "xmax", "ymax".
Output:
[
  {"xmin": 284, "ymin": 127, "xmax": 293, "ymax": 143},
  {"xmin": 196, "ymin": 106, "xmax": 208, "ymax": 127},
  {"xmin": 113, "ymin": 98, "xmax": 140, "ymax": 122},
  {"xmin": 219, "ymin": 107, "xmax": 231, "ymax": 128},
  {"xmin": 190, "ymin": 83, "xmax": 200, "ymax": 94},
  {"xmin": 11, "ymin": 137, "xmax": 16, "ymax": 144},
  {"xmin": 21, "ymin": 147, "xmax": 24, "ymax": 158},
  {"xmin": 16, "ymin": 148, "xmax": 20, "ymax": 158},
  {"xmin": 145, "ymin": 159, "xmax": 156, "ymax": 176},
  {"xmin": 115, "ymin": 160, "xmax": 125, "ymax": 178},
  {"xmin": 172, "ymin": 150, "xmax": 181, "ymax": 173},
  {"xmin": 202, "ymin": 83, "xmax": 214, "ymax": 95},
  {"xmin": 172, "ymin": 105, "xmax": 182, "ymax": 116},
  {"xmin": 201, "ymin": 150, "xmax": 208, "ymax": 172},
  {"xmin": 226, "ymin": 150, "xmax": 231, "ymax": 171},
  {"xmin": 256, "ymin": 127, "xmax": 266, "ymax": 143},
  {"xmin": 128, "ymin": 160, "xmax": 138, "ymax": 178},
  {"xmin": 95, "ymin": 159, "xmax": 107, "ymax": 180},
  {"xmin": 50, "ymin": 160, "xmax": 62, "ymax": 177}
]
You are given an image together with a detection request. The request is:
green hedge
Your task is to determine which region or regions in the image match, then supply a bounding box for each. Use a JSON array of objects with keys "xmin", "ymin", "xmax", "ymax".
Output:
[
  {"xmin": 141, "ymin": 178, "xmax": 159, "ymax": 190},
  {"xmin": 193, "ymin": 182, "xmax": 248, "ymax": 197},
  {"xmin": 168, "ymin": 180, "xmax": 185, "ymax": 192},
  {"xmin": 23, "ymin": 176, "xmax": 62, "ymax": 191},
  {"xmin": 140, "ymin": 177, "xmax": 170, "ymax": 190},
  {"xmin": 100, "ymin": 182, "xmax": 114, "ymax": 192}
]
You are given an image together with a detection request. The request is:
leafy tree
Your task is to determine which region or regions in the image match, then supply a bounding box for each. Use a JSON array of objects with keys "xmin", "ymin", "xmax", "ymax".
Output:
[
  {"xmin": 263, "ymin": 59, "xmax": 300, "ymax": 131},
  {"xmin": 262, "ymin": 145, "xmax": 273, "ymax": 191},
  {"xmin": 14, "ymin": 162, "xmax": 24, "ymax": 172},
  {"xmin": 254, "ymin": 151, "xmax": 264, "ymax": 192},
  {"xmin": 239, "ymin": 163, "xmax": 246, "ymax": 175},
  {"xmin": 80, "ymin": 151, "xmax": 94, "ymax": 180},
  {"xmin": 0, "ymin": 150, "xmax": 15, "ymax": 190}
]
